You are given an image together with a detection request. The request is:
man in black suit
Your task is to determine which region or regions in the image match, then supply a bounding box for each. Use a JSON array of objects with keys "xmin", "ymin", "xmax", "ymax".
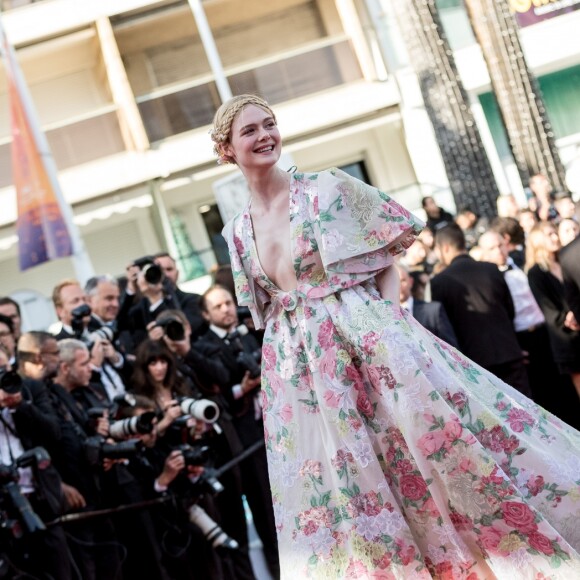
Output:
[
  {"xmin": 396, "ymin": 264, "xmax": 459, "ymax": 348},
  {"xmin": 431, "ymin": 224, "xmax": 531, "ymax": 396},
  {"xmin": 154, "ymin": 252, "xmax": 207, "ymax": 340},
  {"xmin": 195, "ymin": 286, "xmax": 279, "ymax": 579}
]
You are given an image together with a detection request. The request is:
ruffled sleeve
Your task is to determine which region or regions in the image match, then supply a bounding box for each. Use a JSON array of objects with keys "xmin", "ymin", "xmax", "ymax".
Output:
[
  {"xmin": 222, "ymin": 216, "xmax": 270, "ymax": 330},
  {"xmin": 315, "ymin": 168, "xmax": 424, "ymax": 276}
]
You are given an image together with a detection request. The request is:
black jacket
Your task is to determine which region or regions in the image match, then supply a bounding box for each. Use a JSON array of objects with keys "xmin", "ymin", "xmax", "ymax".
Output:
[
  {"xmin": 412, "ymin": 299, "xmax": 459, "ymax": 348},
  {"xmin": 431, "ymin": 254, "xmax": 522, "ymax": 368}
]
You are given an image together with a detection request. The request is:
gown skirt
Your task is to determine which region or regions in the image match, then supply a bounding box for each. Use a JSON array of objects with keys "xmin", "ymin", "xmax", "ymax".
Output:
[{"xmin": 224, "ymin": 168, "xmax": 580, "ymax": 579}]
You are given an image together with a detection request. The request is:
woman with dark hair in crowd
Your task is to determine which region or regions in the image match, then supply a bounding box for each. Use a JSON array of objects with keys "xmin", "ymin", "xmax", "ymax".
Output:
[
  {"xmin": 131, "ymin": 339, "xmax": 192, "ymax": 436},
  {"xmin": 132, "ymin": 339, "xmax": 258, "ymax": 579},
  {"xmin": 526, "ymin": 221, "xmax": 580, "ymax": 398}
]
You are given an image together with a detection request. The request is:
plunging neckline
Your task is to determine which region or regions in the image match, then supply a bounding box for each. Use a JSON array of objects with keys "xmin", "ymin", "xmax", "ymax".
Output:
[{"xmin": 246, "ymin": 174, "xmax": 298, "ymax": 294}]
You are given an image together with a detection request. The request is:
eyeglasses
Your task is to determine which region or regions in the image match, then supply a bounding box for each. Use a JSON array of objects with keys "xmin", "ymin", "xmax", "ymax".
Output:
[{"xmin": 40, "ymin": 350, "xmax": 60, "ymax": 357}]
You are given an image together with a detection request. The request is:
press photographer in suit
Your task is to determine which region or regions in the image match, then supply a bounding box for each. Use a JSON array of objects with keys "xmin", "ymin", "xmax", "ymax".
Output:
[{"xmin": 195, "ymin": 285, "xmax": 279, "ymax": 578}]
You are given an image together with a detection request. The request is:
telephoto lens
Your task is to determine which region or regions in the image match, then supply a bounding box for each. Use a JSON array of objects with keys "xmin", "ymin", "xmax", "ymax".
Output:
[
  {"xmin": 178, "ymin": 397, "xmax": 220, "ymax": 424},
  {"xmin": 188, "ymin": 504, "xmax": 239, "ymax": 550},
  {"xmin": 108, "ymin": 411, "xmax": 156, "ymax": 440}
]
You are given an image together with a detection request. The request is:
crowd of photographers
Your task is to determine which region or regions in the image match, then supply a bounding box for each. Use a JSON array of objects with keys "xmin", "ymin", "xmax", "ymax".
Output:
[{"xmin": 0, "ymin": 252, "xmax": 278, "ymax": 580}]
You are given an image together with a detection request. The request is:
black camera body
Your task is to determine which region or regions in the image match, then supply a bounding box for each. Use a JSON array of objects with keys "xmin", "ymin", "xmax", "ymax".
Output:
[
  {"xmin": 175, "ymin": 443, "xmax": 211, "ymax": 468},
  {"xmin": 155, "ymin": 318, "xmax": 185, "ymax": 341},
  {"xmin": 133, "ymin": 256, "xmax": 164, "ymax": 285},
  {"xmin": 85, "ymin": 435, "xmax": 143, "ymax": 468},
  {"xmin": 226, "ymin": 326, "xmax": 262, "ymax": 379},
  {"xmin": 71, "ymin": 303, "xmax": 92, "ymax": 338},
  {"xmin": 0, "ymin": 369, "xmax": 22, "ymax": 395},
  {"xmin": 0, "ymin": 448, "xmax": 53, "ymax": 539}
]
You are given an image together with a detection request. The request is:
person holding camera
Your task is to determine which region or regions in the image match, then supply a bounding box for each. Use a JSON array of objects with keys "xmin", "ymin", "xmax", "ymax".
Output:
[
  {"xmin": 197, "ymin": 285, "xmax": 279, "ymax": 578},
  {"xmin": 48, "ymin": 338, "xmax": 126, "ymax": 579},
  {"xmin": 118, "ymin": 394, "xmax": 233, "ymax": 580},
  {"xmin": 154, "ymin": 252, "xmax": 208, "ymax": 340},
  {"xmin": 132, "ymin": 339, "xmax": 257, "ymax": 579},
  {"xmin": 0, "ymin": 344, "xmax": 72, "ymax": 579},
  {"xmin": 52, "ymin": 279, "xmax": 128, "ymax": 402}
]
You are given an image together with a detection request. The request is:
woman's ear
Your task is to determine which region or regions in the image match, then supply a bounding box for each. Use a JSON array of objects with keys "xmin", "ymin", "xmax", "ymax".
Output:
[{"xmin": 219, "ymin": 143, "xmax": 235, "ymax": 165}]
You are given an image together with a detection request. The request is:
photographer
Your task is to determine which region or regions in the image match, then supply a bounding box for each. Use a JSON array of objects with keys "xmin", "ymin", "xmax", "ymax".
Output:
[
  {"xmin": 119, "ymin": 395, "xmax": 228, "ymax": 580},
  {"xmin": 131, "ymin": 340, "xmax": 256, "ymax": 580},
  {"xmin": 154, "ymin": 252, "xmax": 207, "ymax": 340},
  {"xmin": 121, "ymin": 257, "xmax": 183, "ymax": 350},
  {"xmin": 49, "ymin": 339, "xmax": 125, "ymax": 579},
  {"xmin": 52, "ymin": 279, "xmax": 128, "ymax": 402},
  {"xmin": 0, "ymin": 345, "xmax": 72, "ymax": 579},
  {"xmin": 197, "ymin": 286, "xmax": 279, "ymax": 578}
]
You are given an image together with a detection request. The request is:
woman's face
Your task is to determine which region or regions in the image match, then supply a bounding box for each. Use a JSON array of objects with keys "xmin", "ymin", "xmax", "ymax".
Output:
[
  {"xmin": 541, "ymin": 225, "xmax": 561, "ymax": 253},
  {"xmin": 558, "ymin": 218, "xmax": 579, "ymax": 247},
  {"xmin": 147, "ymin": 357, "xmax": 168, "ymax": 384},
  {"xmin": 223, "ymin": 105, "xmax": 281, "ymax": 170}
]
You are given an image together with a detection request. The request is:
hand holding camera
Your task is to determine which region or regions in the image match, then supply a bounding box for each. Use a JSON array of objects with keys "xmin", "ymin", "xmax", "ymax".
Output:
[{"xmin": 240, "ymin": 371, "xmax": 261, "ymax": 396}]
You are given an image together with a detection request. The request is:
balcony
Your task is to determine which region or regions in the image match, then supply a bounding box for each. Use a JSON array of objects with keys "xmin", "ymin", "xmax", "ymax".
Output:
[
  {"xmin": 136, "ymin": 37, "xmax": 362, "ymax": 142},
  {"xmin": 0, "ymin": 107, "xmax": 125, "ymax": 189}
]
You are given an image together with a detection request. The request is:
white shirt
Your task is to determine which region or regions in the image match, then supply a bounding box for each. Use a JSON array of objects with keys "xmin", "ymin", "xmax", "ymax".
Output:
[
  {"xmin": 0, "ymin": 409, "xmax": 34, "ymax": 493},
  {"xmin": 401, "ymin": 296, "xmax": 414, "ymax": 313},
  {"xmin": 502, "ymin": 261, "xmax": 545, "ymax": 332}
]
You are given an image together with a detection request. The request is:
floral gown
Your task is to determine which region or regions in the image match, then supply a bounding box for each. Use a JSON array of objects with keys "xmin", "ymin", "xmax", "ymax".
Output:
[{"xmin": 222, "ymin": 168, "xmax": 580, "ymax": 579}]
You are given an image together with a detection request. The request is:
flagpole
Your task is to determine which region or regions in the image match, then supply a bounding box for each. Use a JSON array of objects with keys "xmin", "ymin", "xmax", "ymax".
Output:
[{"xmin": 0, "ymin": 13, "xmax": 95, "ymax": 283}]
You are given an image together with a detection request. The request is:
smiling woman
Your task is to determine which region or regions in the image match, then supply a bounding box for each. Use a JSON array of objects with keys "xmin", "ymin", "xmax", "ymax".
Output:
[{"xmin": 214, "ymin": 94, "xmax": 580, "ymax": 579}]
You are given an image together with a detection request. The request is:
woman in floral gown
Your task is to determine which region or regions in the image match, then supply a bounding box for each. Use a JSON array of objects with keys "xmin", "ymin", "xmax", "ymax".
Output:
[{"xmin": 212, "ymin": 94, "xmax": 580, "ymax": 579}]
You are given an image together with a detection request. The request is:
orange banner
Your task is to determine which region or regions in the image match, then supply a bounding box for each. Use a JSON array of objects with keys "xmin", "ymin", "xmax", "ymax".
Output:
[{"xmin": 3, "ymin": 34, "xmax": 72, "ymax": 270}]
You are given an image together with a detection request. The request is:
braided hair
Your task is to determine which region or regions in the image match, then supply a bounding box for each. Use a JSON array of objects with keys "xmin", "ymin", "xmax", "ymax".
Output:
[{"xmin": 210, "ymin": 94, "xmax": 276, "ymax": 164}]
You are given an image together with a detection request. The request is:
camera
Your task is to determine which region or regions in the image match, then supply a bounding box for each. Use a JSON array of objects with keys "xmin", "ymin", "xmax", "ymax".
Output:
[
  {"xmin": 108, "ymin": 411, "xmax": 157, "ymax": 440},
  {"xmin": 87, "ymin": 397, "xmax": 156, "ymax": 440},
  {"xmin": 226, "ymin": 326, "xmax": 262, "ymax": 379},
  {"xmin": 0, "ymin": 369, "xmax": 22, "ymax": 395},
  {"xmin": 188, "ymin": 504, "xmax": 238, "ymax": 550},
  {"xmin": 155, "ymin": 318, "xmax": 185, "ymax": 341},
  {"xmin": 175, "ymin": 443, "xmax": 212, "ymax": 467},
  {"xmin": 0, "ymin": 448, "xmax": 53, "ymax": 538},
  {"xmin": 84, "ymin": 436, "xmax": 143, "ymax": 467},
  {"xmin": 71, "ymin": 303, "xmax": 92, "ymax": 338},
  {"xmin": 174, "ymin": 445, "xmax": 224, "ymax": 496},
  {"xmin": 133, "ymin": 256, "xmax": 164, "ymax": 285},
  {"xmin": 177, "ymin": 397, "xmax": 220, "ymax": 424}
]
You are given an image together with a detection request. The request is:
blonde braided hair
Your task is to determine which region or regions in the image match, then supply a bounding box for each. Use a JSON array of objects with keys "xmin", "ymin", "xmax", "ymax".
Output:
[{"xmin": 210, "ymin": 94, "xmax": 276, "ymax": 165}]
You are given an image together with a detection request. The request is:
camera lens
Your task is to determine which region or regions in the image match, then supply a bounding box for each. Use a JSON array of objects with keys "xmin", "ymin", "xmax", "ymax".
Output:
[
  {"xmin": 0, "ymin": 370, "xmax": 22, "ymax": 395},
  {"xmin": 143, "ymin": 264, "xmax": 163, "ymax": 285}
]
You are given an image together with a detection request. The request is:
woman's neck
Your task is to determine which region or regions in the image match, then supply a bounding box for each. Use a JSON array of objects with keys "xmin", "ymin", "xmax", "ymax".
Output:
[{"xmin": 244, "ymin": 166, "xmax": 289, "ymax": 211}]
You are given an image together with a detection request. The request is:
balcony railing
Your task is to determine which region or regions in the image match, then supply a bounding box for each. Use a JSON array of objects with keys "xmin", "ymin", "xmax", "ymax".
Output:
[
  {"xmin": 136, "ymin": 36, "xmax": 363, "ymax": 142},
  {"xmin": 0, "ymin": 108, "xmax": 126, "ymax": 189}
]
